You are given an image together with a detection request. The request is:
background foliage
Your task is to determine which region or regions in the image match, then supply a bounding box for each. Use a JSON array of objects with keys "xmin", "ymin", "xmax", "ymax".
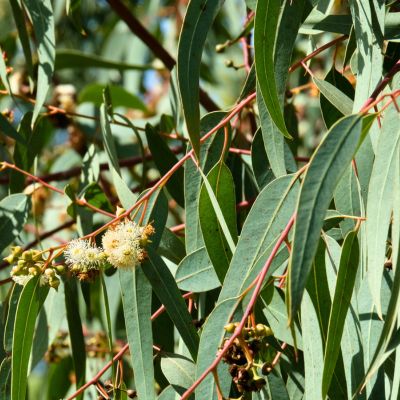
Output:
[{"xmin": 0, "ymin": 0, "xmax": 400, "ymax": 399}]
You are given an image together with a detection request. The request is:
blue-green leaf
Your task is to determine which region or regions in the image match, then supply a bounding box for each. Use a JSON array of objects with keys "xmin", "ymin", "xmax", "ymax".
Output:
[
  {"xmin": 254, "ymin": 0, "xmax": 291, "ymax": 139},
  {"xmin": 199, "ymin": 162, "xmax": 237, "ymax": 281},
  {"xmin": 0, "ymin": 194, "xmax": 30, "ymax": 254},
  {"xmin": 175, "ymin": 247, "xmax": 220, "ymax": 292},
  {"xmin": 322, "ymin": 230, "xmax": 359, "ymax": 398},
  {"xmin": 177, "ymin": 0, "xmax": 224, "ymax": 155},
  {"xmin": 119, "ymin": 267, "xmax": 156, "ymax": 400},
  {"xmin": 288, "ymin": 114, "xmax": 364, "ymax": 322},
  {"xmin": 11, "ymin": 277, "xmax": 49, "ymax": 400},
  {"xmin": 143, "ymin": 248, "xmax": 199, "ymax": 361},
  {"xmin": 22, "ymin": 0, "xmax": 55, "ymax": 125}
]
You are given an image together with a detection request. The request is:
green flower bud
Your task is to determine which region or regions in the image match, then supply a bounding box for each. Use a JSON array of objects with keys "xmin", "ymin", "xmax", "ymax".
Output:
[
  {"xmin": 3, "ymin": 254, "xmax": 15, "ymax": 264},
  {"xmin": 11, "ymin": 246, "xmax": 23, "ymax": 256},
  {"xmin": 55, "ymin": 265, "xmax": 65, "ymax": 274},
  {"xmin": 255, "ymin": 324, "xmax": 273, "ymax": 337}
]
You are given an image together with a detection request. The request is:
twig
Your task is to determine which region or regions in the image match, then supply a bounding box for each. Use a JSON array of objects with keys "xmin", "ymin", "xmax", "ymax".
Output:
[{"xmin": 288, "ymin": 35, "xmax": 347, "ymax": 73}]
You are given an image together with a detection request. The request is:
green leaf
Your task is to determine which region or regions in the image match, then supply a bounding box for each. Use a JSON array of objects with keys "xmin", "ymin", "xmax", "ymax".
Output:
[
  {"xmin": 314, "ymin": 77, "xmax": 354, "ymax": 116},
  {"xmin": 158, "ymin": 228, "xmax": 186, "ymax": 265},
  {"xmin": 177, "ymin": 0, "xmax": 224, "ymax": 155},
  {"xmin": 349, "ymin": 0, "xmax": 384, "ymax": 111},
  {"xmin": 0, "ymin": 113, "xmax": 26, "ymax": 144},
  {"xmin": 142, "ymin": 248, "xmax": 199, "ymax": 361},
  {"xmin": 158, "ymin": 385, "xmax": 180, "ymax": 400},
  {"xmin": 301, "ymin": 290, "xmax": 324, "ymax": 400},
  {"xmin": 22, "ymin": 0, "xmax": 55, "ymax": 125},
  {"xmin": 9, "ymin": 0, "xmax": 34, "ymax": 82},
  {"xmin": 220, "ymin": 174, "xmax": 299, "ymax": 302},
  {"xmin": 55, "ymin": 49, "xmax": 156, "ymax": 71},
  {"xmin": 319, "ymin": 67, "xmax": 355, "ymax": 129},
  {"xmin": 80, "ymin": 84, "xmax": 146, "ymax": 111},
  {"xmin": 359, "ymin": 164, "xmax": 400, "ymax": 391},
  {"xmin": 199, "ymin": 162, "xmax": 237, "ymax": 282},
  {"xmin": 254, "ymin": 0, "xmax": 292, "ymax": 139},
  {"xmin": 238, "ymin": 63, "xmax": 256, "ymax": 102},
  {"xmin": 145, "ymin": 124, "xmax": 184, "ymax": 207},
  {"xmin": 175, "ymin": 247, "xmax": 220, "ymax": 292},
  {"xmin": 0, "ymin": 357, "xmax": 11, "ymax": 400},
  {"xmin": 288, "ymin": 114, "xmax": 364, "ymax": 322},
  {"xmin": 119, "ymin": 267, "xmax": 156, "ymax": 400},
  {"xmin": 184, "ymin": 112, "xmax": 225, "ymax": 253},
  {"xmin": 322, "ymin": 230, "xmax": 359, "ymax": 398},
  {"xmin": 366, "ymin": 103, "xmax": 400, "ymax": 318},
  {"xmin": 66, "ymin": 0, "xmax": 84, "ymax": 33},
  {"xmin": 83, "ymin": 183, "xmax": 114, "ymax": 213},
  {"xmin": 100, "ymin": 103, "xmax": 137, "ymax": 209},
  {"xmin": 257, "ymin": 86, "xmax": 286, "ymax": 178},
  {"xmin": 64, "ymin": 279, "xmax": 85, "ymax": 400},
  {"xmin": 46, "ymin": 356, "xmax": 73, "ymax": 400},
  {"xmin": 261, "ymin": 287, "xmax": 302, "ymax": 350},
  {"xmin": 0, "ymin": 194, "xmax": 30, "ymax": 254},
  {"xmin": 251, "ymin": 128, "xmax": 275, "ymax": 190},
  {"xmin": 11, "ymin": 276, "xmax": 49, "ymax": 400},
  {"xmin": 160, "ymin": 353, "xmax": 195, "ymax": 394},
  {"xmin": 4, "ymin": 284, "xmax": 23, "ymax": 353}
]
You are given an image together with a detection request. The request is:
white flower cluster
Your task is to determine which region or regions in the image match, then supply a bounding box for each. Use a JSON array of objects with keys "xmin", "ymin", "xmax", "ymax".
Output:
[
  {"xmin": 63, "ymin": 221, "xmax": 154, "ymax": 275},
  {"xmin": 64, "ymin": 239, "xmax": 105, "ymax": 273},
  {"xmin": 102, "ymin": 221, "xmax": 147, "ymax": 268}
]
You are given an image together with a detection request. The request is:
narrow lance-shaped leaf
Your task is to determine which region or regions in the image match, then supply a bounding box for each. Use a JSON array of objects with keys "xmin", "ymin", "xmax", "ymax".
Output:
[
  {"xmin": 358, "ymin": 156, "xmax": 400, "ymax": 391},
  {"xmin": 366, "ymin": 103, "xmax": 400, "ymax": 318},
  {"xmin": 177, "ymin": 0, "xmax": 224, "ymax": 156},
  {"xmin": 254, "ymin": 0, "xmax": 292, "ymax": 139},
  {"xmin": 11, "ymin": 277, "xmax": 49, "ymax": 400},
  {"xmin": 288, "ymin": 114, "xmax": 364, "ymax": 322},
  {"xmin": 119, "ymin": 267, "xmax": 156, "ymax": 400},
  {"xmin": 142, "ymin": 248, "xmax": 199, "ymax": 361},
  {"xmin": 64, "ymin": 279, "xmax": 86, "ymax": 400},
  {"xmin": 146, "ymin": 124, "xmax": 185, "ymax": 207},
  {"xmin": 322, "ymin": 230, "xmax": 359, "ymax": 398},
  {"xmin": 9, "ymin": 0, "xmax": 34, "ymax": 83},
  {"xmin": 22, "ymin": 0, "xmax": 55, "ymax": 126},
  {"xmin": 198, "ymin": 162, "xmax": 238, "ymax": 282}
]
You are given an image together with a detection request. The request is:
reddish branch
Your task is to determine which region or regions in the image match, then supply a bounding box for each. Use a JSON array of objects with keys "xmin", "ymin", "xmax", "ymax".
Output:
[
  {"xmin": 0, "ymin": 147, "xmax": 183, "ymax": 185},
  {"xmin": 288, "ymin": 35, "xmax": 347, "ymax": 73}
]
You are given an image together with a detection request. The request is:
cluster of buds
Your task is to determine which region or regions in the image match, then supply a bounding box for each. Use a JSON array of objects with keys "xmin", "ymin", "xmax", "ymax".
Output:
[
  {"xmin": 221, "ymin": 323, "xmax": 274, "ymax": 394},
  {"xmin": 63, "ymin": 221, "xmax": 155, "ymax": 281},
  {"xmin": 45, "ymin": 331, "xmax": 70, "ymax": 363},
  {"xmin": 86, "ymin": 332, "xmax": 109, "ymax": 359},
  {"xmin": 6, "ymin": 246, "xmax": 61, "ymax": 289}
]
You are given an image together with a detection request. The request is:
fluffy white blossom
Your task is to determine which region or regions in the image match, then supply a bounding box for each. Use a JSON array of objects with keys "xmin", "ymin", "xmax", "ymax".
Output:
[
  {"xmin": 64, "ymin": 239, "xmax": 104, "ymax": 271},
  {"xmin": 12, "ymin": 274, "xmax": 32, "ymax": 286},
  {"xmin": 102, "ymin": 221, "xmax": 151, "ymax": 269}
]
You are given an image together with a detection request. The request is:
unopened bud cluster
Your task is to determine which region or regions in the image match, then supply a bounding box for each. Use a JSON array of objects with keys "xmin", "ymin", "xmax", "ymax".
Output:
[
  {"xmin": 221, "ymin": 323, "xmax": 274, "ymax": 394},
  {"xmin": 5, "ymin": 246, "xmax": 61, "ymax": 289},
  {"xmin": 63, "ymin": 221, "xmax": 154, "ymax": 281}
]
